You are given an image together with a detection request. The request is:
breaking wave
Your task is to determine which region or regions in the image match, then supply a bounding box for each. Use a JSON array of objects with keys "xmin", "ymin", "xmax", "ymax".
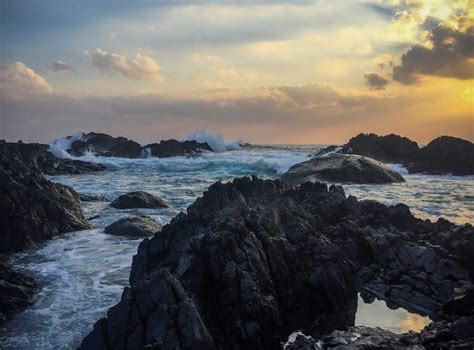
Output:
[
  {"xmin": 49, "ymin": 132, "xmax": 84, "ymax": 159},
  {"xmin": 180, "ymin": 129, "xmax": 244, "ymax": 153}
]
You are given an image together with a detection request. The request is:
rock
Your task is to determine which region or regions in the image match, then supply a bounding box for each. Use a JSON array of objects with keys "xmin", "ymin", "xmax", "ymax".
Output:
[
  {"xmin": 110, "ymin": 191, "xmax": 168, "ymax": 209},
  {"xmin": 0, "ymin": 141, "xmax": 106, "ymax": 175},
  {"xmin": 81, "ymin": 177, "xmax": 358, "ymax": 349},
  {"xmin": 0, "ymin": 144, "xmax": 91, "ymax": 253},
  {"xmin": 79, "ymin": 193, "xmax": 108, "ymax": 202},
  {"xmin": 69, "ymin": 132, "xmax": 142, "ymax": 158},
  {"xmin": 342, "ymin": 133, "xmax": 420, "ymax": 163},
  {"xmin": 104, "ymin": 216, "xmax": 161, "ymax": 237},
  {"xmin": 81, "ymin": 177, "xmax": 474, "ymax": 349},
  {"xmin": 406, "ymin": 136, "xmax": 474, "ymax": 175},
  {"xmin": 144, "ymin": 139, "xmax": 212, "ymax": 158},
  {"xmin": 0, "ymin": 263, "xmax": 36, "ymax": 323},
  {"xmin": 281, "ymin": 154, "xmax": 405, "ymax": 184}
]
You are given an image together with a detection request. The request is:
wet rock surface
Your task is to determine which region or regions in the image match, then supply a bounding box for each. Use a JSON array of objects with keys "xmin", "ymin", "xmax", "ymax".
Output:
[
  {"xmin": 81, "ymin": 177, "xmax": 474, "ymax": 349},
  {"xmin": 281, "ymin": 154, "xmax": 405, "ymax": 184},
  {"xmin": 0, "ymin": 143, "xmax": 91, "ymax": 253},
  {"xmin": 144, "ymin": 139, "xmax": 213, "ymax": 158},
  {"xmin": 69, "ymin": 132, "xmax": 143, "ymax": 158},
  {"xmin": 0, "ymin": 263, "xmax": 36, "ymax": 323},
  {"xmin": 0, "ymin": 141, "xmax": 106, "ymax": 175},
  {"xmin": 104, "ymin": 216, "xmax": 161, "ymax": 237},
  {"xmin": 80, "ymin": 193, "xmax": 109, "ymax": 202},
  {"xmin": 111, "ymin": 191, "xmax": 168, "ymax": 209}
]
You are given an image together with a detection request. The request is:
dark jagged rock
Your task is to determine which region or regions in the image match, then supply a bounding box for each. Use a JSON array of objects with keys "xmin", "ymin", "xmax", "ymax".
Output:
[
  {"xmin": 80, "ymin": 193, "xmax": 109, "ymax": 202},
  {"xmin": 0, "ymin": 144, "xmax": 91, "ymax": 253},
  {"xmin": 281, "ymin": 154, "xmax": 405, "ymax": 184},
  {"xmin": 104, "ymin": 216, "xmax": 161, "ymax": 237},
  {"xmin": 144, "ymin": 139, "xmax": 212, "ymax": 158},
  {"xmin": 69, "ymin": 132, "xmax": 143, "ymax": 158},
  {"xmin": 0, "ymin": 141, "xmax": 106, "ymax": 175},
  {"xmin": 406, "ymin": 136, "xmax": 474, "ymax": 176},
  {"xmin": 0, "ymin": 263, "xmax": 36, "ymax": 323},
  {"xmin": 81, "ymin": 177, "xmax": 473, "ymax": 349},
  {"xmin": 81, "ymin": 177, "xmax": 359, "ymax": 349},
  {"xmin": 110, "ymin": 191, "xmax": 168, "ymax": 209},
  {"xmin": 341, "ymin": 133, "xmax": 420, "ymax": 163}
]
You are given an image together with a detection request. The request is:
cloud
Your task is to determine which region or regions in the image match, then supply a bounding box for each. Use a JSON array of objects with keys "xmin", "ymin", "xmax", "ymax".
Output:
[
  {"xmin": 0, "ymin": 62, "xmax": 52, "ymax": 94},
  {"xmin": 85, "ymin": 48, "xmax": 164, "ymax": 82},
  {"xmin": 393, "ymin": 24, "xmax": 474, "ymax": 84},
  {"xmin": 364, "ymin": 73, "xmax": 389, "ymax": 90},
  {"xmin": 190, "ymin": 54, "xmax": 226, "ymax": 65},
  {"xmin": 52, "ymin": 60, "xmax": 74, "ymax": 72}
]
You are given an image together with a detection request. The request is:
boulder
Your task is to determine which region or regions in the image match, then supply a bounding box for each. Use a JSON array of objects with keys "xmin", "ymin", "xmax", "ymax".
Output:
[
  {"xmin": 0, "ymin": 144, "xmax": 90, "ymax": 253},
  {"xmin": 342, "ymin": 133, "xmax": 420, "ymax": 163},
  {"xmin": 69, "ymin": 132, "xmax": 142, "ymax": 158},
  {"xmin": 0, "ymin": 263, "xmax": 36, "ymax": 323},
  {"xmin": 110, "ymin": 191, "xmax": 168, "ymax": 209},
  {"xmin": 79, "ymin": 193, "xmax": 108, "ymax": 202},
  {"xmin": 406, "ymin": 136, "xmax": 474, "ymax": 175},
  {"xmin": 144, "ymin": 139, "xmax": 212, "ymax": 158},
  {"xmin": 281, "ymin": 154, "xmax": 405, "ymax": 184},
  {"xmin": 104, "ymin": 216, "xmax": 161, "ymax": 237},
  {"xmin": 81, "ymin": 177, "xmax": 474, "ymax": 349}
]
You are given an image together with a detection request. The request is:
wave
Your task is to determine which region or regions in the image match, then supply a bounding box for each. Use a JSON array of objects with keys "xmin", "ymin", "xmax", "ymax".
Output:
[
  {"xmin": 49, "ymin": 132, "xmax": 84, "ymax": 159},
  {"xmin": 180, "ymin": 129, "xmax": 244, "ymax": 153}
]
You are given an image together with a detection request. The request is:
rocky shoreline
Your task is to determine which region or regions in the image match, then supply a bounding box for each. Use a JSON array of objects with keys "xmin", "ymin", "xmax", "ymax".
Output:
[{"xmin": 80, "ymin": 177, "xmax": 474, "ymax": 349}]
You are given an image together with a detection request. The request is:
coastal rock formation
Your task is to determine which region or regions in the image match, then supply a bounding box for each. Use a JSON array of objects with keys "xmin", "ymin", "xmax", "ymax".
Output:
[
  {"xmin": 69, "ymin": 132, "xmax": 143, "ymax": 158},
  {"xmin": 104, "ymin": 216, "xmax": 161, "ymax": 237},
  {"xmin": 336, "ymin": 133, "xmax": 474, "ymax": 175},
  {"xmin": 81, "ymin": 177, "xmax": 473, "ymax": 349},
  {"xmin": 0, "ymin": 141, "xmax": 106, "ymax": 175},
  {"xmin": 144, "ymin": 139, "xmax": 213, "ymax": 158},
  {"xmin": 342, "ymin": 133, "xmax": 420, "ymax": 163},
  {"xmin": 0, "ymin": 263, "xmax": 36, "ymax": 323},
  {"xmin": 111, "ymin": 191, "xmax": 168, "ymax": 209},
  {"xmin": 406, "ymin": 136, "xmax": 474, "ymax": 175},
  {"xmin": 281, "ymin": 154, "xmax": 405, "ymax": 184},
  {"xmin": 0, "ymin": 144, "xmax": 91, "ymax": 253}
]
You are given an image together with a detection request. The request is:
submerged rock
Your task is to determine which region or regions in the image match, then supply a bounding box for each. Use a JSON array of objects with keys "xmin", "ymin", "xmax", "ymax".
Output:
[
  {"xmin": 0, "ymin": 263, "xmax": 36, "ymax": 323},
  {"xmin": 144, "ymin": 139, "xmax": 213, "ymax": 158},
  {"xmin": 81, "ymin": 177, "xmax": 473, "ymax": 349},
  {"xmin": 281, "ymin": 154, "xmax": 405, "ymax": 184},
  {"xmin": 79, "ymin": 193, "xmax": 108, "ymax": 202},
  {"xmin": 104, "ymin": 216, "xmax": 161, "ymax": 237},
  {"xmin": 110, "ymin": 191, "xmax": 168, "ymax": 209}
]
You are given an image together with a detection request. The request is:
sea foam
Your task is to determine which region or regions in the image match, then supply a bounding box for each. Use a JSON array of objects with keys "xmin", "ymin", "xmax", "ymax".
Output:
[
  {"xmin": 49, "ymin": 132, "xmax": 84, "ymax": 159},
  {"xmin": 180, "ymin": 129, "xmax": 244, "ymax": 153}
]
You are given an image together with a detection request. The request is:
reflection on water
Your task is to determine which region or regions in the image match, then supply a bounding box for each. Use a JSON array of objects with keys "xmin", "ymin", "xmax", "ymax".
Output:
[{"xmin": 355, "ymin": 295, "xmax": 430, "ymax": 333}]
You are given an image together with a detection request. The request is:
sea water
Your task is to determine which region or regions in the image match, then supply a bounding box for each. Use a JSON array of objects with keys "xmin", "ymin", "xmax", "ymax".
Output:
[{"xmin": 1, "ymin": 144, "xmax": 472, "ymax": 349}]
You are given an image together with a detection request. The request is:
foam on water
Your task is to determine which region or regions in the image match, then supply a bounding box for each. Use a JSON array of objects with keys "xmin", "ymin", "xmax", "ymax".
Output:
[
  {"xmin": 1, "ymin": 144, "xmax": 472, "ymax": 349},
  {"xmin": 48, "ymin": 132, "xmax": 84, "ymax": 159},
  {"xmin": 180, "ymin": 129, "xmax": 243, "ymax": 152}
]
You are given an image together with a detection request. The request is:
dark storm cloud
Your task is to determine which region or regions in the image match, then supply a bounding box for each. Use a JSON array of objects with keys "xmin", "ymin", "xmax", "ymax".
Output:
[
  {"xmin": 364, "ymin": 73, "xmax": 389, "ymax": 90},
  {"xmin": 393, "ymin": 25, "xmax": 474, "ymax": 84}
]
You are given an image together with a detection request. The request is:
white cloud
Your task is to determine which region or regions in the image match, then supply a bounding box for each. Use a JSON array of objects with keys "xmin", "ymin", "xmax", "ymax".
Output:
[
  {"xmin": 52, "ymin": 60, "xmax": 74, "ymax": 72},
  {"xmin": 0, "ymin": 62, "xmax": 52, "ymax": 94},
  {"xmin": 85, "ymin": 48, "xmax": 164, "ymax": 82}
]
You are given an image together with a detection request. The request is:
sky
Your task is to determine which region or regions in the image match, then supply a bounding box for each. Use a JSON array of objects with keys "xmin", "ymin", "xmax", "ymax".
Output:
[{"xmin": 0, "ymin": 0, "xmax": 472, "ymax": 144}]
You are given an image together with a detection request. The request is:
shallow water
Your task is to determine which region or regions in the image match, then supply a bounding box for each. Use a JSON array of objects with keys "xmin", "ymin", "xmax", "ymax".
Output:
[{"xmin": 1, "ymin": 145, "xmax": 472, "ymax": 349}]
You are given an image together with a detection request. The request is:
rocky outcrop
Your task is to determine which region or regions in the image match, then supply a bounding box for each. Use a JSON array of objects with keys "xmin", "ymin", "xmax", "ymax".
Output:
[
  {"xmin": 0, "ymin": 141, "xmax": 106, "ymax": 175},
  {"xmin": 0, "ymin": 144, "xmax": 91, "ymax": 253},
  {"xmin": 0, "ymin": 263, "xmax": 36, "ymax": 323},
  {"xmin": 81, "ymin": 177, "xmax": 473, "ymax": 349},
  {"xmin": 281, "ymin": 154, "xmax": 405, "ymax": 184},
  {"xmin": 144, "ymin": 139, "xmax": 213, "ymax": 158},
  {"xmin": 406, "ymin": 136, "xmax": 474, "ymax": 175},
  {"xmin": 110, "ymin": 191, "xmax": 168, "ymax": 209},
  {"xmin": 341, "ymin": 133, "xmax": 420, "ymax": 163},
  {"xmin": 104, "ymin": 216, "xmax": 161, "ymax": 237},
  {"xmin": 69, "ymin": 132, "xmax": 143, "ymax": 158},
  {"xmin": 337, "ymin": 133, "xmax": 474, "ymax": 175}
]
